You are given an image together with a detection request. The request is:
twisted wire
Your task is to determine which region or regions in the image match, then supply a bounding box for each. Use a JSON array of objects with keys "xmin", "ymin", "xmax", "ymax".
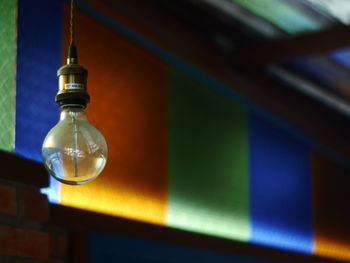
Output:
[{"xmin": 70, "ymin": 0, "xmax": 75, "ymax": 44}]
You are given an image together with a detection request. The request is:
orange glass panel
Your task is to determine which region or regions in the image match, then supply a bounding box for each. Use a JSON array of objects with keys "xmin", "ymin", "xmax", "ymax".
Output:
[
  {"xmin": 312, "ymin": 152, "xmax": 350, "ymax": 261},
  {"xmin": 60, "ymin": 8, "xmax": 168, "ymax": 225},
  {"xmin": 315, "ymin": 237, "xmax": 350, "ymax": 261}
]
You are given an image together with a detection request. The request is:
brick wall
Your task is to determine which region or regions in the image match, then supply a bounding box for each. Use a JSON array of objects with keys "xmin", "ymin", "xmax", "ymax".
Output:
[{"xmin": 0, "ymin": 151, "xmax": 67, "ymax": 263}]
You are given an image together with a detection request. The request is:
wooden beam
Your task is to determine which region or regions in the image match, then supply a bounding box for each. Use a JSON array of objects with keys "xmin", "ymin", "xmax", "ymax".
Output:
[
  {"xmin": 234, "ymin": 25, "xmax": 350, "ymax": 68},
  {"xmin": 0, "ymin": 150, "xmax": 48, "ymax": 187}
]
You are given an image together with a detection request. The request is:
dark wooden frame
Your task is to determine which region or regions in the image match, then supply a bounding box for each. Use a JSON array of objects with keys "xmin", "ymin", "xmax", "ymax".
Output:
[{"xmin": 48, "ymin": 204, "xmax": 342, "ymax": 263}]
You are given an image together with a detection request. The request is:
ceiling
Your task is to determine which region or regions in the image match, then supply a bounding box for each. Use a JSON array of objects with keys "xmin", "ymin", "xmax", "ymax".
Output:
[
  {"xmin": 103, "ymin": 0, "xmax": 350, "ymax": 160},
  {"xmin": 180, "ymin": 0, "xmax": 350, "ymax": 116}
]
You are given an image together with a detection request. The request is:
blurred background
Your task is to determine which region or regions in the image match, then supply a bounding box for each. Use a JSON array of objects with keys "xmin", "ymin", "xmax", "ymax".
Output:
[{"xmin": 1, "ymin": 0, "xmax": 350, "ymax": 262}]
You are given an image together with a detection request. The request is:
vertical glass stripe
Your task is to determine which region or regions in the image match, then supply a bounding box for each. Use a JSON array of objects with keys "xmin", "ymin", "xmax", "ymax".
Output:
[
  {"xmin": 15, "ymin": 0, "xmax": 64, "ymax": 161},
  {"xmin": 59, "ymin": 9, "xmax": 168, "ymax": 225},
  {"xmin": 167, "ymin": 67, "xmax": 250, "ymax": 241},
  {"xmin": 0, "ymin": 0, "xmax": 17, "ymax": 152},
  {"xmin": 312, "ymin": 152, "xmax": 350, "ymax": 261},
  {"xmin": 249, "ymin": 112, "xmax": 313, "ymax": 253}
]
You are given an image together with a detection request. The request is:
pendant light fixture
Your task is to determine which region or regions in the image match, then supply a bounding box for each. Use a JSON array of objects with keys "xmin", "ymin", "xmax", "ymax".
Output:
[{"xmin": 42, "ymin": 0, "xmax": 108, "ymax": 185}]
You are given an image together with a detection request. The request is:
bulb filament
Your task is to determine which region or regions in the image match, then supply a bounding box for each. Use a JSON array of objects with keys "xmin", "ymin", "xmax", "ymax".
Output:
[{"xmin": 72, "ymin": 114, "xmax": 79, "ymax": 177}]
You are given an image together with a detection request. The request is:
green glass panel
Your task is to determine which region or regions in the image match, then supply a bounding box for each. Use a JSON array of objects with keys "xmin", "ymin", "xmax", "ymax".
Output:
[
  {"xmin": 0, "ymin": 0, "xmax": 17, "ymax": 151},
  {"xmin": 233, "ymin": 0, "xmax": 322, "ymax": 34},
  {"xmin": 167, "ymin": 68, "xmax": 250, "ymax": 241}
]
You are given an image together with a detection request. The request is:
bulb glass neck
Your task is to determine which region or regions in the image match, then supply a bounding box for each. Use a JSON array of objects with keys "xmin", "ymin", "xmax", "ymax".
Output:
[{"xmin": 60, "ymin": 107, "xmax": 87, "ymax": 122}]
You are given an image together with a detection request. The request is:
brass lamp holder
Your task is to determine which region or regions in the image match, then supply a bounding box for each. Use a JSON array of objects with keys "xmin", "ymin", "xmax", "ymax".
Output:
[{"xmin": 56, "ymin": 44, "xmax": 89, "ymax": 108}]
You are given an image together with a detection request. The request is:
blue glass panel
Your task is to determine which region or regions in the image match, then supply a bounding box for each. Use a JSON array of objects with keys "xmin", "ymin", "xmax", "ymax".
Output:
[
  {"xmin": 249, "ymin": 112, "xmax": 313, "ymax": 253},
  {"xmin": 288, "ymin": 56, "xmax": 350, "ymax": 96},
  {"xmin": 289, "ymin": 57, "xmax": 332, "ymax": 85},
  {"xmin": 90, "ymin": 232, "xmax": 274, "ymax": 263},
  {"xmin": 16, "ymin": 0, "xmax": 64, "ymax": 161},
  {"xmin": 330, "ymin": 48, "xmax": 350, "ymax": 69}
]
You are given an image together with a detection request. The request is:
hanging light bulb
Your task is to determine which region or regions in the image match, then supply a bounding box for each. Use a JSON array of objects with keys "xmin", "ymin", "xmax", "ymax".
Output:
[{"xmin": 42, "ymin": 0, "xmax": 107, "ymax": 185}]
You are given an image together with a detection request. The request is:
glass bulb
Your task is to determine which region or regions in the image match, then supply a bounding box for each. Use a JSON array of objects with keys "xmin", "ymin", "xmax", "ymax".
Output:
[{"xmin": 42, "ymin": 108, "xmax": 108, "ymax": 185}]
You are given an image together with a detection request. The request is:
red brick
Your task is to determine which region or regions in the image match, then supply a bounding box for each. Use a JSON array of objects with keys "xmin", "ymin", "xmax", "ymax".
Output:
[
  {"xmin": 0, "ymin": 225, "xmax": 17, "ymax": 255},
  {"xmin": 0, "ymin": 225, "xmax": 50, "ymax": 260},
  {"xmin": 17, "ymin": 228, "xmax": 50, "ymax": 260},
  {"xmin": 50, "ymin": 233, "xmax": 67, "ymax": 258},
  {"xmin": 21, "ymin": 189, "xmax": 49, "ymax": 222},
  {"xmin": 0, "ymin": 185, "xmax": 16, "ymax": 215}
]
